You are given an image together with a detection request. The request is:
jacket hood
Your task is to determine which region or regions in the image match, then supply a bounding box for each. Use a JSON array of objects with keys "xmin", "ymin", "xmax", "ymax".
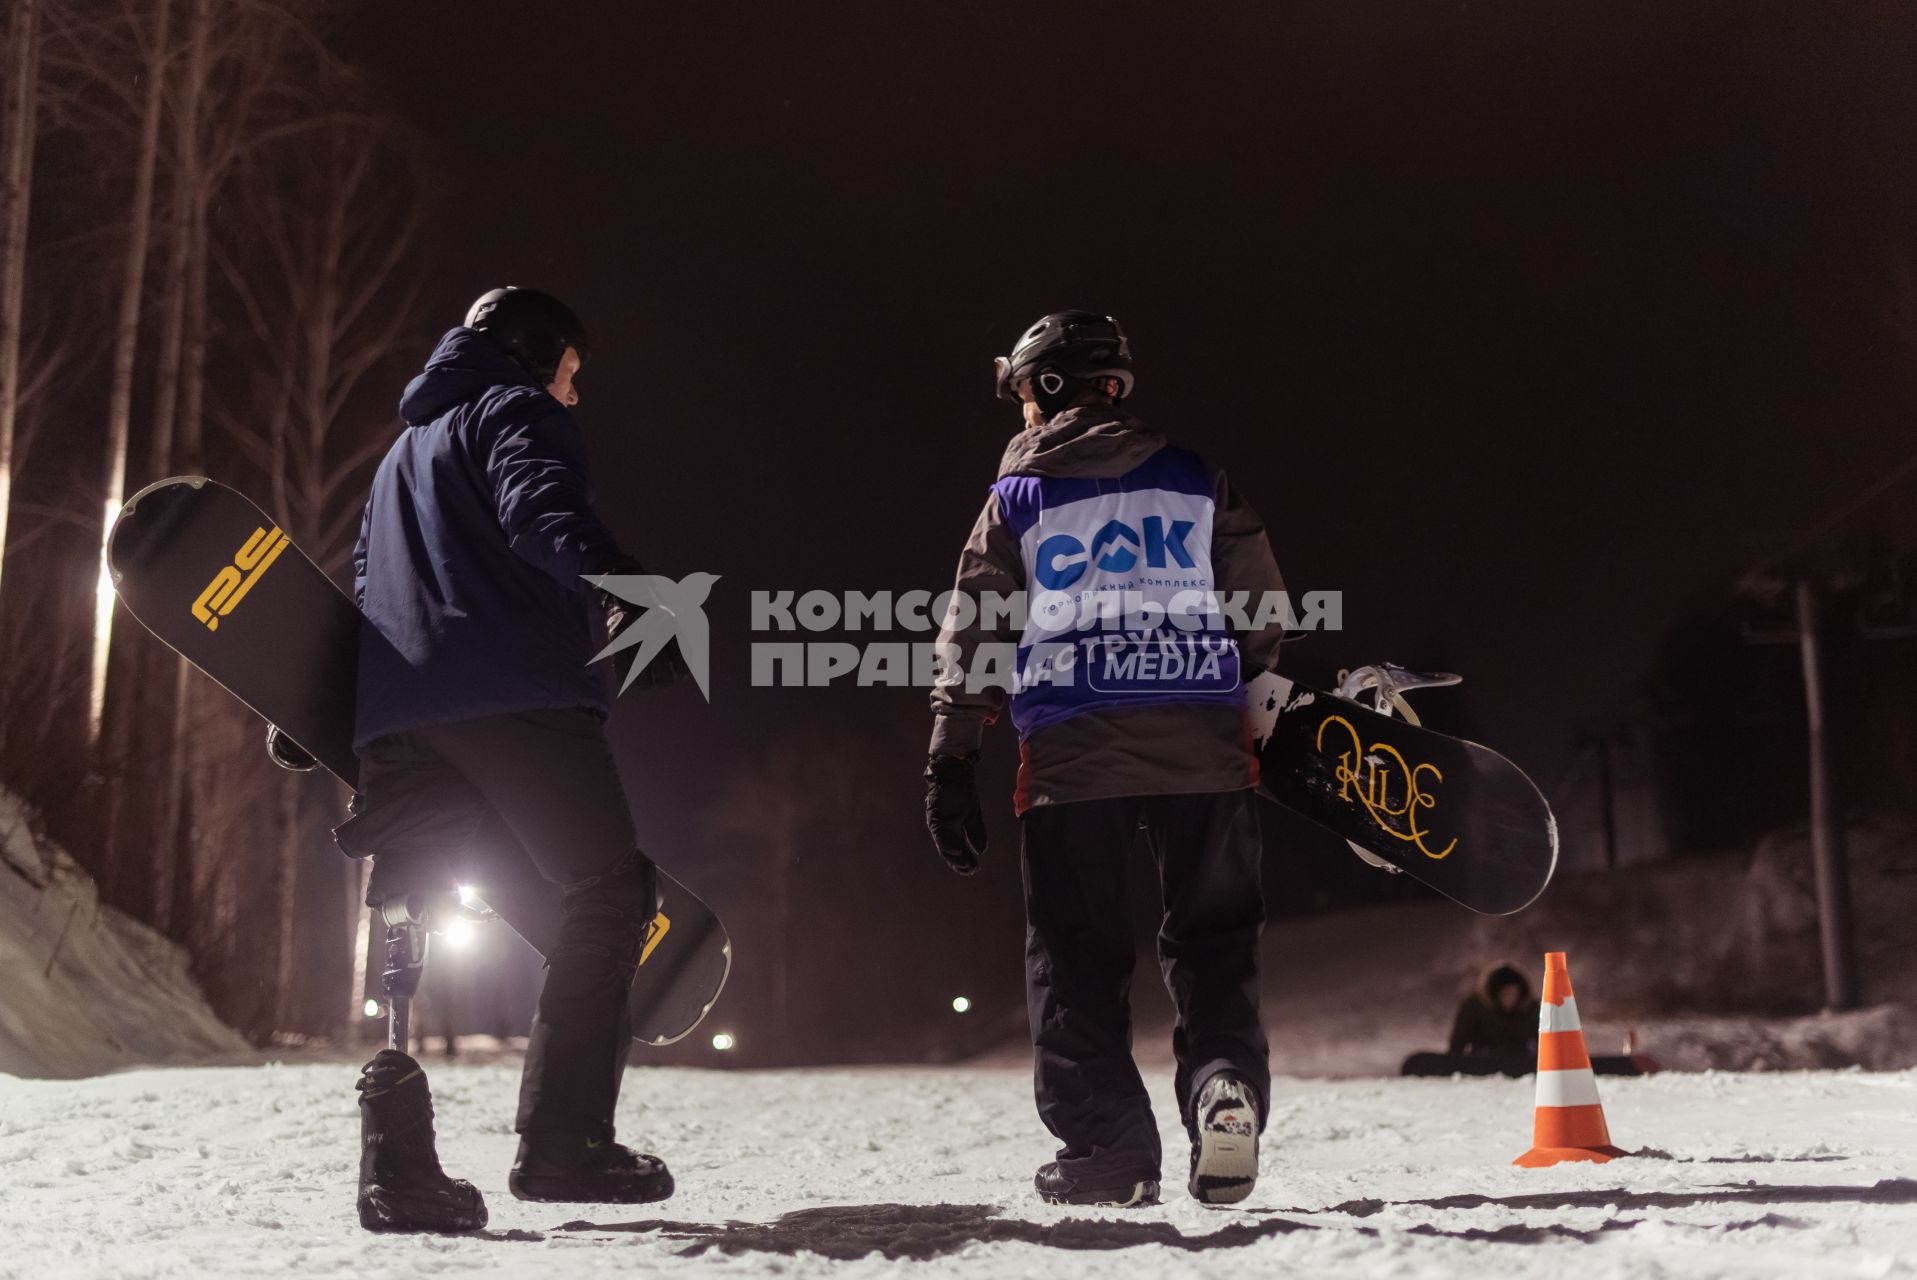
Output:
[
  {"xmin": 1476, "ymin": 963, "xmax": 1534, "ymax": 1006},
  {"xmin": 995, "ymin": 406, "xmax": 1166, "ymax": 480},
  {"xmin": 398, "ymin": 327, "xmax": 541, "ymax": 426}
]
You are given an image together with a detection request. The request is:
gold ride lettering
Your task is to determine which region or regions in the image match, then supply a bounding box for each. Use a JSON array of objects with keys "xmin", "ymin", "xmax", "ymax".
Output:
[
  {"xmin": 1315, "ymin": 714, "xmax": 1458, "ymax": 860},
  {"xmin": 190, "ymin": 525, "xmax": 290, "ymax": 631}
]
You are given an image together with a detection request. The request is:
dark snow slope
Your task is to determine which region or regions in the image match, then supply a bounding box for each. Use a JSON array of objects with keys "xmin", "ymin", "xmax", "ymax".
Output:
[
  {"xmin": 1121, "ymin": 824, "xmax": 1917, "ymax": 1076},
  {"xmin": 0, "ymin": 789, "xmax": 247, "ymax": 1078}
]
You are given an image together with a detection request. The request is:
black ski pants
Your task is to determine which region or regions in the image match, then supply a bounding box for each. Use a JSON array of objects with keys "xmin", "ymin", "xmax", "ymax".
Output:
[
  {"xmin": 1020, "ymin": 789, "xmax": 1268, "ymax": 1184},
  {"xmin": 342, "ymin": 708, "xmax": 656, "ymax": 1148}
]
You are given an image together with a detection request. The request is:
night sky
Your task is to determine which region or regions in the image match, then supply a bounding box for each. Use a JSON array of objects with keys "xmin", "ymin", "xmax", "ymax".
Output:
[{"xmin": 339, "ymin": 1, "xmax": 1917, "ymax": 1042}]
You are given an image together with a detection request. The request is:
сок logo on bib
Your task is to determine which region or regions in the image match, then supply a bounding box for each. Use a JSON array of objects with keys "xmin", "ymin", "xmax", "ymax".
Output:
[
  {"xmin": 191, "ymin": 525, "xmax": 289, "ymax": 631},
  {"xmin": 1034, "ymin": 516, "xmax": 1197, "ymax": 590},
  {"xmin": 588, "ymin": 570, "xmax": 720, "ymax": 700}
]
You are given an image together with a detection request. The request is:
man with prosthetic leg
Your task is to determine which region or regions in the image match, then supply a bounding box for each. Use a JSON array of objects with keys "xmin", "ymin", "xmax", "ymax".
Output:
[{"xmin": 330, "ymin": 288, "xmax": 686, "ymax": 1232}]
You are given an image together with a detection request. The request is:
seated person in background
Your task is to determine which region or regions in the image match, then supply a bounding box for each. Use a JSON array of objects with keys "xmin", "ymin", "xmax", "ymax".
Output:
[{"xmin": 1449, "ymin": 963, "xmax": 1540, "ymax": 1059}]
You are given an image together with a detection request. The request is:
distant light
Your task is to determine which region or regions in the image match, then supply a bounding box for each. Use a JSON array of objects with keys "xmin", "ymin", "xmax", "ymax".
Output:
[
  {"xmin": 363, "ymin": 999, "xmax": 382, "ymax": 1019},
  {"xmin": 457, "ymin": 884, "xmax": 479, "ymax": 907},
  {"xmin": 951, "ymin": 996, "xmax": 972, "ymax": 1014},
  {"xmin": 443, "ymin": 918, "xmax": 475, "ymax": 949},
  {"xmin": 710, "ymin": 1032, "xmax": 736, "ymax": 1052}
]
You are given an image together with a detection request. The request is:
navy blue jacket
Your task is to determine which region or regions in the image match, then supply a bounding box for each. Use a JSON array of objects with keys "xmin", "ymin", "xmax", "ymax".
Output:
[{"xmin": 352, "ymin": 328, "xmax": 622, "ymax": 747}]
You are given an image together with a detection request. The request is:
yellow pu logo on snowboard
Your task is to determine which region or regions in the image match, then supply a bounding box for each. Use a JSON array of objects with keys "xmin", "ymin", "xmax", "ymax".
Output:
[
  {"xmin": 191, "ymin": 525, "xmax": 289, "ymax": 631},
  {"xmin": 641, "ymin": 912, "xmax": 670, "ymax": 964},
  {"xmin": 1316, "ymin": 714, "xmax": 1458, "ymax": 860}
]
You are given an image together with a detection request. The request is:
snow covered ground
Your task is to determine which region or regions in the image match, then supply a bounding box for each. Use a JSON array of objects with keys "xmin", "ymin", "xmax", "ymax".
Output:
[
  {"xmin": 5, "ymin": 786, "xmax": 1914, "ymax": 1276},
  {"xmin": 3, "ymin": 1058, "xmax": 1914, "ymax": 1279}
]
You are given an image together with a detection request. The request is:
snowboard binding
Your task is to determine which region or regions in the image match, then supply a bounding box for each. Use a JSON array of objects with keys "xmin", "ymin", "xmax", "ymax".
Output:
[
  {"xmin": 1333, "ymin": 663, "xmax": 1462, "ymax": 724},
  {"xmin": 265, "ymin": 723, "xmax": 319, "ymax": 772},
  {"xmin": 1329, "ymin": 664, "xmax": 1463, "ymax": 873}
]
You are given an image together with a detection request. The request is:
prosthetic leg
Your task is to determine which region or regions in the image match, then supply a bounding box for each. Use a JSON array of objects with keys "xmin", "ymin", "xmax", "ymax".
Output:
[
  {"xmin": 380, "ymin": 897, "xmax": 429, "ymax": 1051},
  {"xmin": 355, "ymin": 892, "xmax": 489, "ymax": 1234}
]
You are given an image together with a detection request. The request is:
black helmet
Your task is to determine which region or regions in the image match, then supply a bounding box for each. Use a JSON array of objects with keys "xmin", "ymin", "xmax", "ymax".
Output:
[
  {"xmin": 994, "ymin": 310, "xmax": 1134, "ymax": 404},
  {"xmin": 464, "ymin": 287, "xmax": 590, "ymax": 385}
]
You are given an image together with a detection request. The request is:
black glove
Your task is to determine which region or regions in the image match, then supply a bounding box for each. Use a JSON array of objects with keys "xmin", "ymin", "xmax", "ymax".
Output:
[
  {"xmin": 266, "ymin": 724, "xmax": 318, "ymax": 772},
  {"xmin": 590, "ymin": 552, "xmax": 647, "ymax": 619},
  {"xmin": 592, "ymin": 554, "xmax": 689, "ymax": 692},
  {"xmin": 923, "ymin": 752, "xmax": 986, "ymax": 876}
]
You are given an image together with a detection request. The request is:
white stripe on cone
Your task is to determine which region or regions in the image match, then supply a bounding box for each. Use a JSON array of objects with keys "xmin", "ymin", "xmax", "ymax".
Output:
[
  {"xmin": 1534, "ymin": 1067, "xmax": 1602, "ymax": 1109},
  {"xmin": 1538, "ymin": 996, "xmax": 1582, "ymax": 1034}
]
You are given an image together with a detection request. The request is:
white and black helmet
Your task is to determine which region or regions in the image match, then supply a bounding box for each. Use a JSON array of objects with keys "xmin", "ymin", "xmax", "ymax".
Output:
[{"xmin": 994, "ymin": 310, "xmax": 1134, "ymax": 404}]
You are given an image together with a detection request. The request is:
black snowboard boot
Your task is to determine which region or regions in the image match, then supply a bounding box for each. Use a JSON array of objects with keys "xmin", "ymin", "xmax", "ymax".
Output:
[
  {"xmin": 1187, "ymin": 1072, "xmax": 1260, "ymax": 1206},
  {"xmin": 509, "ymin": 1135, "xmax": 675, "ymax": 1204},
  {"xmin": 355, "ymin": 1050, "xmax": 488, "ymax": 1233},
  {"xmin": 1034, "ymin": 1162, "xmax": 1161, "ymax": 1208}
]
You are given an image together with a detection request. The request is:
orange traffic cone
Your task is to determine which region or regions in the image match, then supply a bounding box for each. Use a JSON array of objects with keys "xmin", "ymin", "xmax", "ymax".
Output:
[{"xmin": 1514, "ymin": 951, "xmax": 1625, "ymax": 1168}]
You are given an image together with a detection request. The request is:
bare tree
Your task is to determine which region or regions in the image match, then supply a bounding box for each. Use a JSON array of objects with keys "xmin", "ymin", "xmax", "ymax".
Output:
[
  {"xmin": 0, "ymin": 324, "xmax": 70, "ymax": 762},
  {"xmin": 211, "ymin": 95, "xmax": 430, "ymax": 1032},
  {"xmin": 86, "ymin": 0, "xmax": 173, "ymax": 754},
  {"xmin": 215, "ymin": 118, "xmax": 427, "ymax": 567},
  {"xmin": 0, "ymin": 0, "xmax": 44, "ymax": 620},
  {"xmin": 0, "ymin": 328, "xmax": 87, "ymax": 791},
  {"xmin": 78, "ymin": 0, "xmax": 327, "ymax": 928},
  {"xmin": 145, "ymin": 0, "xmax": 205, "ymax": 482},
  {"xmin": 142, "ymin": 0, "xmax": 209, "ymax": 935},
  {"xmin": 3, "ymin": 0, "xmax": 432, "ymax": 1040},
  {"xmin": 155, "ymin": 0, "xmax": 317, "ymax": 481}
]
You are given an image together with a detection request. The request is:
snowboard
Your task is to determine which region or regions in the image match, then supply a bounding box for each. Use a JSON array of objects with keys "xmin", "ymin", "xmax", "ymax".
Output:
[
  {"xmin": 1399, "ymin": 1050, "xmax": 1652, "ymax": 1078},
  {"xmin": 106, "ymin": 475, "xmax": 730, "ymax": 1046},
  {"xmin": 1248, "ymin": 669, "xmax": 1557, "ymax": 915}
]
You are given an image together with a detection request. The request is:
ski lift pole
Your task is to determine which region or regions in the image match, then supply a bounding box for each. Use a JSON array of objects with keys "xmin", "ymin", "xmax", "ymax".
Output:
[{"xmin": 1795, "ymin": 577, "xmax": 1859, "ymax": 1011}]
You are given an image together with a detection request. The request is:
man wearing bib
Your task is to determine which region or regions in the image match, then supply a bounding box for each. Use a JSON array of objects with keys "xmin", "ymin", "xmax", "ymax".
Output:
[{"xmin": 924, "ymin": 311, "xmax": 1287, "ymax": 1208}]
